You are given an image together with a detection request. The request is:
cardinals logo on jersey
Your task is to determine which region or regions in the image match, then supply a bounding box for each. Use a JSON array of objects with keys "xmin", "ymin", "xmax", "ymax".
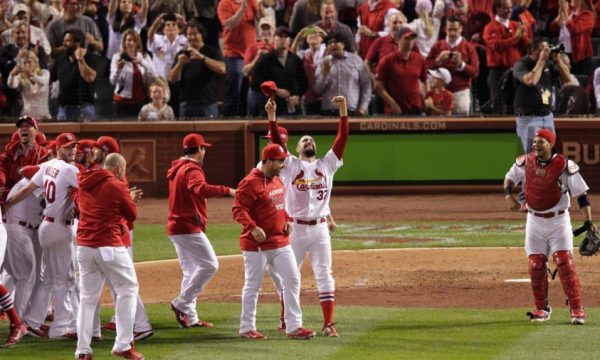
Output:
[{"xmin": 292, "ymin": 168, "xmax": 327, "ymax": 191}]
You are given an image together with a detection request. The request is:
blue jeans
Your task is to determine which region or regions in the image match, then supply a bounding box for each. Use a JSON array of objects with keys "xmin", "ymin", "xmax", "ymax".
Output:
[
  {"xmin": 57, "ymin": 104, "xmax": 96, "ymax": 122},
  {"xmin": 179, "ymin": 102, "xmax": 219, "ymax": 119},
  {"xmin": 516, "ymin": 113, "xmax": 555, "ymax": 152},
  {"xmin": 246, "ymin": 88, "xmax": 266, "ymax": 118},
  {"xmin": 223, "ymin": 57, "xmax": 244, "ymax": 117}
]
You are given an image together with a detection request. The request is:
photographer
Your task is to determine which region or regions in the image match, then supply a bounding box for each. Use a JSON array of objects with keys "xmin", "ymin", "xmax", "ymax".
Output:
[
  {"xmin": 168, "ymin": 21, "xmax": 225, "ymax": 119},
  {"xmin": 109, "ymin": 28, "xmax": 157, "ymax": 118},
  {"xmin": 513, "ymin": 38, "xmax": 571, "ymax": 153}
]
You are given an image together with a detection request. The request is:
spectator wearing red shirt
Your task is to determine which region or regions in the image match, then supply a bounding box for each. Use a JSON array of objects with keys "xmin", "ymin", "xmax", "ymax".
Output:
[
  {"xmin": 217, "ymin": 0, "xmax": 260, "ymax": 117},
  {"xmin": 483, "ymin": 0, "xmax": 530, "ymax": 114},
  {"xmin": 375, "ymin": 28, "xmax": 428, "ymax": 115},
  {"xmin": 0, "ymin": 116, "xmax": 47, "ymax": 196},
  {"xmin": 426, "ymin": 16, "xmax": 479, "ymax": 115},
  {"xmin": 552, "ymin": 0, "xmax": 594, "ymax": 75},
  {"xmin": 244, "ymin": 17, "xmax": 276, "ymax": 117},
  {"xmin": 356, "ymin": 0, "xmax": 396, "ymax": 57},
  {"xmin": 424, "ymin": 68, "xmax": 454, "ymax": 115},
  {"xmin": 512, "ymin": 0, "xmax": 536, "ymax": 40},
  {"xmin": 365, "ymin": 11, "xmax": 407, "ymax": 73},
  {"xmin": 232, "ymin": 143, "xmax": 315, "ymax": 340},
  {"xmin": 167, "ymin": 133, "xmax": 234, "ymax": 329}
]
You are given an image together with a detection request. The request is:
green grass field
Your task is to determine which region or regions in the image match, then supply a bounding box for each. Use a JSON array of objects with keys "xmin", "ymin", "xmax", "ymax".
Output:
[{"xmin": 1, "ymin": 221, "xmax": 596, "ymax": 359}]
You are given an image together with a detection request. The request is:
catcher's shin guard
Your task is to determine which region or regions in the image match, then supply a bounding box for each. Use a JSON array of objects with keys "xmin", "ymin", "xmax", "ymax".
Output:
[
  {"xmin": 552, "ymin": 250, "xmax": 583, "ymax": 310},
  {"xmin": 528, "ymin": 254, "xmax": 549, "ymax": 310}
]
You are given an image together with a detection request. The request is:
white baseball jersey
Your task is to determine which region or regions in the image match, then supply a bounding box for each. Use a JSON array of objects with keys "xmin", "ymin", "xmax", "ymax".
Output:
[
  {"xmin": 280, "ymin": 149, "xmax": 343, "ymax": 219},
  {"xmin": 5, "ymin": 177, "xmax": 44, "ymax": 225},
  {"xmin": 31, "ymin": 158, "xmax": 79, "ymax": 220},
  {"xmin": 505, "ymin": 158, "xmax": 589, "ymax": 212}
]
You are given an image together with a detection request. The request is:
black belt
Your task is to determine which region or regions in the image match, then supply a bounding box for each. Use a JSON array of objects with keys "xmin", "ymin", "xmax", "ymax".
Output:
[
  {"xmin": 45, "ymin": 216, "xmax": 74, "ymax": 226},
  {"xmin": 515, "ymin": 111, "xmax": 551, "ymax": 117},
  {"xmin": 528, "ymin": 210, "xmax": 565, "ymax": 218},
  {"xmin": 2, "ymin": 218, "xmax": 40, "ymax": 229},
  {"xmin": 295, "ymin": 217, "xmax": 327, "ymax": 226}
]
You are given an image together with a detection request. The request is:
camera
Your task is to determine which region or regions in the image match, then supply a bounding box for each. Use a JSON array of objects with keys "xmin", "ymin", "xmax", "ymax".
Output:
[
  {"xmin": 120, "ymin": 52, "xmax": 132, "ymax": 62},
  {"xmin": 183, "ymin": 49, "xmax": 192, "ymax": 57},
  {"xmin": 549, "ymin": 43, "xmax": 565, "ymax": 54}
]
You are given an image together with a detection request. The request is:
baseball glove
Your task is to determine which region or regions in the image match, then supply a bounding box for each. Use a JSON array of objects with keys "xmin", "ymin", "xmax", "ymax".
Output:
[{"xmin": 578, "ymin": 221, "xmax": 600, "ymax": 256}]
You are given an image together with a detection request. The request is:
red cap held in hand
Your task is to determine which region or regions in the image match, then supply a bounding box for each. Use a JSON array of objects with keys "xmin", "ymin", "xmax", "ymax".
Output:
[{"xmin": 260, "ymin": 81, "xmax": 277, "ymax": 100}]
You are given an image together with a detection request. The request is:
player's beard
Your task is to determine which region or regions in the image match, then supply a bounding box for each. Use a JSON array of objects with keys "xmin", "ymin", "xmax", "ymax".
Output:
[{"xmin": 303, "ymin": 148, "xmax": 316, "ymax": 157}]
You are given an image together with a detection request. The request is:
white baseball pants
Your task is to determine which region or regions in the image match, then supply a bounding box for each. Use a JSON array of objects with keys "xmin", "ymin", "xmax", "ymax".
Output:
[
  {"xmin": 24, "ymin": 221, "xmax": 76, "ymax": 337},
  {"xmin": 525, "ymin": 211, "xmax": 573, "ymax": 256},
  {"xmin": 4, "ymin": 224, "xmax": 37, "ymax": 316},
  {"xmin": 76, "ymin": 246, "xmax": 138, "ymax": 356},
  {"xmin": 170, "ymin": 232, "xmax": 219, "ymax": 324},
  {"xmin": 0, "ymin": 224, "xmax": 6, "ymax": 269},
  {"xmin": 291, "ymin": 222, "xmax": 335, "ymax": 293},
  {"xmin": 240, "ymin": 245, "xmax": 303, "ymax": 334}
]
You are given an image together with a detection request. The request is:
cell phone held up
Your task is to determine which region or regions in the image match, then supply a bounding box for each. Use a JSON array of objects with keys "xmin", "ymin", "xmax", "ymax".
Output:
[{"xmin": 120, "ymin": 52, "xmax": 132, "ymax": 62}]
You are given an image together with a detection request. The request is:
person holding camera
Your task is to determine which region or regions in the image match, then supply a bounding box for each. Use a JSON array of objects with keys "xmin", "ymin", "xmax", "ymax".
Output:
[
  {"xmin": 7, "ymin": 49, "xmax": 50, "ymax": 120},
  {"xmin": 551, "ymin": 0, "xmax": 594, "ymax": 76},
  {"xmin": 513, "ymin": 38, "xmax": 571, "ymax": 153},
  {"xmin": 168, "ymin": 21, "xmax": 225, "ymax": 119},
  {"xmin": 109, "ymin": 28, "xmax": 157, "ymax": 118}
]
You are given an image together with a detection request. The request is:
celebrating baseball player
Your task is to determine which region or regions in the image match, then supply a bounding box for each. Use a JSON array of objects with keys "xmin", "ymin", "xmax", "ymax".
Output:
[
  {"xmin": 5, "ymin": 132, "xmax": 80, "ymax": 339},
  {"xmin": 233, "ymin": 143, "xmax": 316, "ymax": 340},
  {"xmin": 167, "ymin": 133, "xmax": 235, "ymax": 329},
  {"xmin": 75, "ymin": 153, "xmax": 143, "ymax": 360},
  {"xmin": 504, "ymin": 129, "xmax": 597, "ymax": 324},
  {"xmin": 266, "ymin": 95, "xmax": 348, "ymax": 337}
]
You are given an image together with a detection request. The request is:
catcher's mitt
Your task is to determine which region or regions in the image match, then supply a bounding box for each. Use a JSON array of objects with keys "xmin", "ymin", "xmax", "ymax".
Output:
[{"xmin": 578, "ymin": 221, "xmax": 600, "ymax": 256}]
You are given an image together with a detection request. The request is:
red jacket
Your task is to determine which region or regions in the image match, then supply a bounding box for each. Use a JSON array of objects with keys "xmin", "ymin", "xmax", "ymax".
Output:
[
  {"xmin": 567, "ymin": 10, "xmax": 594, "ymax": 62},
  {"xmin": 232, "ymin": 168, "xmax": 291, "ymax": 252},
  {"xmin": 0, "ymin": 141, "xmax": 47, "ymax": 191},
  {"xmin": 167, "ymin": 158, "xmax": 230, "ymax": 235},
  {"xmin": 483, "ymin": 18, "xmax": 529, "ymax": 69},
  {"xmin": 426, "ymin": 38, "xmax": 480, "ymax": 92},
  {"xmin": 76, "ymin": 169, "xmax": 136, "ymax": 248},
  {"xmin": 356, "ymin": 0, "xmax": 395, "ymax": 57}
]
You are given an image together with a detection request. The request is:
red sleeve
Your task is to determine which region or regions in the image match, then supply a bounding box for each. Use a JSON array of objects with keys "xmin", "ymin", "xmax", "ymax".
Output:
[
  {"xmin": 187, "ymin": 168, "xmax": 230, "ymax": 198},
  {"xmin": 462, "ymin": 42, "xmax": 480, "ymax": 78},
  {"xmin": 420, "ymin": 56, "xmax": 428, "ymax": 82},
  {"xmin": 443, "ymin": 91, "xmax": 454, "ymax": 111},
  {"xmin": 365, "ymin": 37, "xmax": 381, "ymax": 65},
  {"xmin": 268, "ymin": 120, "xmax": 288, "ymax": 152},
  {"xmin": 217, "ymin": 0, "xmax": 234, "ymax": 24},
  {"xmin": 566, "ymin": 11, "xmax": 595, "ymax": 35},
  {"xmin": 483, "ymin": 22, "xmax": 521, "ymax": 51},
  {"xmin": 0, "ymin": 151, "xmax": 10, "ymax": 187},
  {"xmin": 117, "ymin": 181, "xmax": 137, "ymax": 223},
  {"xmin": 232, "ymin": 180, "xmax": 257, "ymax": 230},
  {"xmin": 243, "ymin": 44, "xmax": 258, "ymax": 64},
  {"xmin": 331, "ymin": 116, "xmax": 349, "ymax": 160},
  {"xmin": 425, "ymin": 42, "xmax": 440, "ymax": 69}
]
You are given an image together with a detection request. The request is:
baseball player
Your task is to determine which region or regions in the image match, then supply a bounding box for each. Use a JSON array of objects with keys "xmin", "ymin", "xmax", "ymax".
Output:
[
  {"xmin": 0, "ymin": 198, "xmax": 28, "ymax": 346},
  {"xmin": 2, "ymin": 165, "xmax": 45, "ymax": 317},
  {"xmin": 266, "ymin": 95, "xmax": 348, "ymax": 337},
  {"xmin": 167, "ymin": 133, "xmax": 235, "ymax": 328},
  {"xmin": 88, "ymin": 136, "xmax": 153, "ymax": 341},
  {"xmin": 5, "ymin": 132, "xmax": 80, "ymax": 339},
  {"xmin": 233, "ymin": 143, "xmax": 316, "ymax": 340},
  {"xmin": 75, "ymin": 153, "xmax": 144, "ymax": 360},
  {"xmin": 504, "ymin": 129, "xmax": 597, "ymax": 324}
]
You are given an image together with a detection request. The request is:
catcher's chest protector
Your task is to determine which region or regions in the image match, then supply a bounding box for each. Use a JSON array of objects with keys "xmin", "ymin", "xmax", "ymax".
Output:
[{"xmin": 525, "ymin": 153, "xmax": 567, "ymax": 211}]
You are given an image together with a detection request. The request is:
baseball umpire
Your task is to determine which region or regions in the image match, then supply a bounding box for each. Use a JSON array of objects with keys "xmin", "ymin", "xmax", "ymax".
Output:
[{"xmin": 504, "ymin": 129, "xmax": 597, "ymax": 324}]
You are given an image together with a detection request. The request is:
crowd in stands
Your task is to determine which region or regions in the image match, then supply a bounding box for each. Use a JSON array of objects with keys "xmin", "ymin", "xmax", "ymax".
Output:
[{"xmin": 0, "ymin": 0, "xmax": 600, "ymax": 121}]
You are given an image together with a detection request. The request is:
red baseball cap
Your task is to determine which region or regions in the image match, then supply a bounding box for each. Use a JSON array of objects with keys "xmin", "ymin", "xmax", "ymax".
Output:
[
  {"xmin": 260, "ymin": 81, "xmax": 277, "ymax": 99},
  {"xmin": 36, "ymin": 132, "xmax": 48, "ymax": 146},
  {"xmin": 46, "ymin": 140, "xmax": 57, "ymax": 155},
  {"xmin": 397, "ymin": 27, "xmax": 417, "ymax": 39},
  {"xmin": 16, "ymin": 115, "xmax": 38, "ymax": 130},
  {"xmin": 534, "ymin": 128, "xmax": 556, "ymax": 146},
  {"xmin": 262, "ymin": 127, "xmax": 288, "ymax": 142},
  {"xmin": 183, "ymin": 133, "xmax": 212, "ymax": 149},
  {"xmin": 96, "ymin": 136, "xmax": 120, "ymax": 154},
  {"xmin": 20, "ymin": 165, "xmax": 40, "ymax": 179},
  {"xmin": 262, "ymin": 144, "xmax": 288, "ymax": 161},
  {"xmin": 77, "ymin": 139, "xmax": 96, "ymax": 153},
  {"xmin": 55, "ymin": 132, "xmax": 78, "ymax": 148}
]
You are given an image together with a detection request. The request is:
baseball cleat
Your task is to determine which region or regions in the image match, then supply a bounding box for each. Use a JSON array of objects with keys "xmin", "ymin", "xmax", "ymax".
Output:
[
  {"xmin": 527, "ymin": 306, "xmax": 552, "ymax": 322},
  {"xmin": 277, "ymin": 320, "xmax": 286, "ymax": 333},
  {"xmin": 102, "ymin": 322, "xmax": 116, "ymax": 332},
  {"xmin": 287, "ymin": 327, "xmax": 316, "ymax": 340},
  {"xmin": 133, "ymin": 330, "xmax": 154, "ymax": 341},
  {"xmin": 571, "ymin": 308, "xmax": 585, "ymax": 325},
  {"xmin": 322, "ymin": 323, "xmax": 339, "ymax": 337},
  {"xmin": 5, "ymin": 323, "xmax": 27, "ymax": 347},
  {"xmin": 77, "ymin": 353, "xmax": 94, "ymax": 359},
  {"xmin": 240, "ymin": 330, "xmax": 267, "ymax": 340},
  {"xmin": 170, "ymin": 303, "xmax": 190, "ymax": 328},
  {"xmin": 25, "ymin": 324, "xmax": 48, "ymax": 338},
  {"xmin": 45, "ymin": 311, "xmax": 55, "ymax": 322},
  {"xmin": 51, "ymin": 331, "xmax": 77, "ymax": 340},
  {"xmin": 112, "ymin": 345, "xmax": 144, "ymax": 360},
  {"xmin": 92, "ymin": 335, "xmax": 102, "ymax": 342},
  {"xmin": 191, "ymin": 320, "xmax": 213, "ymax": 328}
]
